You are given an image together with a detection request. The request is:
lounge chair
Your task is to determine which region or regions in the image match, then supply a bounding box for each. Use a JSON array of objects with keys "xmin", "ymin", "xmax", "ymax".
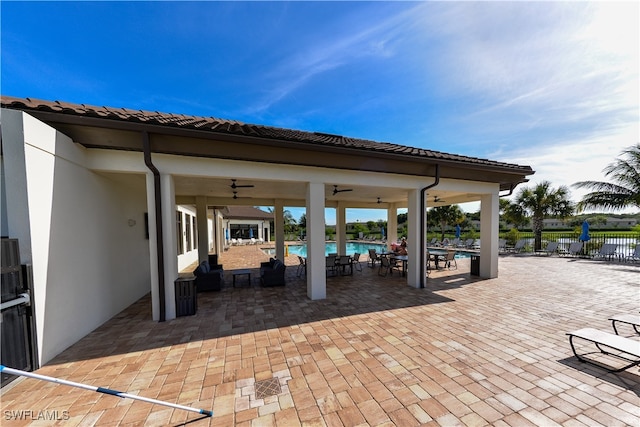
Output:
[
  {"xmin": 509, "ymin": 239, "xmax": 526, "ymax": 253},
  {"xmin": 498, "ymin": 239, "xmax": 507, "ymax": 253},
  {"xmin": 609, "ymin": 314, "xmax": 640, "ymax": 336},
  {"xmin": 626, "ymin": 245, "xmax": 640, "ymax": 263},
  {"xmin": 567, "ymin": 327, "xmax": 640, "ymax": 372},
  {"xmin": 464, "ymin": 238, "xmax": 475, "ymax": 249},
  {"xmin": 560, "ymin": 242, "xmax": 582, "ymax": 257},
  {"xmin": 593, "ymin": 243, "xmax": 618, "ymax": 261},
  {"xmin": 535, "ymin": 241, "xmax": 559, "ymax": 256}
]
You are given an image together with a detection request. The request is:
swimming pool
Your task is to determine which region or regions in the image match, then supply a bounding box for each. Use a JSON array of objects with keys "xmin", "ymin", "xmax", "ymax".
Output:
[
  {"xmin": 264, "ymin": 242, "xmax": 388, "ymax": 257},
  {"xmin": 263, "ymin": 242, "xmax": 474, "ymax": 258}
]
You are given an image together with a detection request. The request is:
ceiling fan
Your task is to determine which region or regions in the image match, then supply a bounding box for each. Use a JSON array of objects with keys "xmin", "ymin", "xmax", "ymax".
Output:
[
  {"xmin": 332, "ymin": 185, "xmax": 353, "ymax": 195},
  {"xmin": 433, "ymin": 196, "xmax": 446, "ymax": 203},
  {"xmin": 377, "ymin": 197, "xmax": 383, "ymax": 204},
  {"xmin": 230, "ymin": 179, "xmax": 254, "ymax": 189}
]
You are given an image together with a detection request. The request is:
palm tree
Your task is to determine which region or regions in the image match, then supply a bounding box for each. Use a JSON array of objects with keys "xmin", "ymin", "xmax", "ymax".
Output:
[
  {"xmin": 513, "ymin": 181, "xmax": 574, "ymax": 250},
  {"xmin": 427, "ymin": 205, "xmax": 465, "ymax": 241},
  {"xmin": 573, "ymin": 143, "xmax": 640, "ymax": 212}
]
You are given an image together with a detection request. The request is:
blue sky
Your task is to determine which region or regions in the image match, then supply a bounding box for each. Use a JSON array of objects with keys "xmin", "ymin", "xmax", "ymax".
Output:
[{"xmin": 2, "ymin": 1, "xmax": 638, "ymax": 223}]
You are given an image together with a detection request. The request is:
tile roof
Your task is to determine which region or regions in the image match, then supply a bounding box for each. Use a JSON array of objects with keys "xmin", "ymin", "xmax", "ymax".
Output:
[{"xmin": 1, "ymin": 96, "xmax": 532, "ymax": 173}]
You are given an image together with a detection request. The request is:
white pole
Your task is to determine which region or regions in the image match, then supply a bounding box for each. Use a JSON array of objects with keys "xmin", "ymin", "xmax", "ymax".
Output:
[{"xmin": 0, "ymin": 365, "xmax": 212, "ymax": 417}]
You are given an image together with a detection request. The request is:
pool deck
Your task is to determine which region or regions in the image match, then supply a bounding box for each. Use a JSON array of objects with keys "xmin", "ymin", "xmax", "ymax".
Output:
[{"xmin": 1, "ymin": 246, "xmax": 639, "ymax": 426}]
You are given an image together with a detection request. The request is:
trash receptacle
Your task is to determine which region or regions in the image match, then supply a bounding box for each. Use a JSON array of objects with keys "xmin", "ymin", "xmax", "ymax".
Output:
[
  {"xmin": 470, "ymin": 255, "xmax": 480, "ymax": 276},
  {"xmin": 175, "ymin": 277, "xmax": 197, "ymax": 317}
]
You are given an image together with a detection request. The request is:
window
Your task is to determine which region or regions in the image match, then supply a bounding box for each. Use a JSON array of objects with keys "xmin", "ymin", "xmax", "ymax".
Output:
[
  {"xmin": 176, "ymin": 211, "xmax": 184, "ymax": 255},
  {"xmin": 185, "ymin": 214, "xmax": 192, "ymax": 252},
  {"xmin": 192, "ymin": 217, "xmax": 198, "ymax": 250}
]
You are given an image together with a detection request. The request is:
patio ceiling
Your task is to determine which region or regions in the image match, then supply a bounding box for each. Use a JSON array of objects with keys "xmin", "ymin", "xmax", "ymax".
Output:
[{"xmin": 100, "ymin": 172, "xmax": 477, "ymax": 209}]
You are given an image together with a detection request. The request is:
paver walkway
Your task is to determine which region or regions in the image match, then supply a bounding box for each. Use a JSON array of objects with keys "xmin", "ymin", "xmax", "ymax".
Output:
[{"xmin": 1, "ymin": 247, "xmax": 639, "ymax": 426}]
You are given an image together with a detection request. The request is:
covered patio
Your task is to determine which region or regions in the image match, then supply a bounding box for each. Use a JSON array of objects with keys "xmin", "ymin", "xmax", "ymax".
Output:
[{"xmin": 1, "ymin": 253, "xmax": 638, "ymax": 426}]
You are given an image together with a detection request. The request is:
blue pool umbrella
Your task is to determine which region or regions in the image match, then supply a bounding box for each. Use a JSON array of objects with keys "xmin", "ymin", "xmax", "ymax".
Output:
[
  {"xmin": 579, "ymin": 220, "xmax": 591, "ymax": 242},
  {"xmin": 381, "ymin": 227, "xmax": 385, "ymax": 238},
  {"xmin": 225, "ymin": 229, "xmax": 229, "ymax": 240},
  {"xmin": 249, "ymin": 228, "xmax": 254, "ymax": 238},
  {"xmin": 455, "ymin": 224, "xmax": 461, "ymax": 238}
]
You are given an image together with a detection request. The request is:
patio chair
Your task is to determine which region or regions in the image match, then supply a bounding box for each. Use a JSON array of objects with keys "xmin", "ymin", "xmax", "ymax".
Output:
[
  {"xmin": 593, "ymin": 243, "xmax": 618, "ymax": 261},
  {"xmin": 337, "ymin": 255, "xmax": 353, "ymax": 275},
  {"xmin": 326, "ymin": 255, "xmax": 337, "ymax": 276},
  {"xmin": 535, "ymin": 241, "xmax": 559, "ymax": 256},
  {"xmin": 351, "ymin": 253, "xmax": 363, "ymax": 272},
  {"xmin": 498, "ymin": 239, "xmax": 507, "ymax": 253},
  {"xmin": 368, "ymin": 248, "xmax": 381, "ymax": 267},
  {"xmin": 378, "ymin": 256, "xmax": 400, "ymax": 276},
  {"xmin": 443, "ymin": 250, "xmax": 457, "ymax": 270},
  {"xmin": 464, "ymin": 238, "xmax": 475, "ymax": 249},
  {"xmin": 625, "ymin": 245, "xmax": 640, "ymax": 263},
  {"xmin": 296, "ymin": 256, "xmax": 306, "ymax": 277}
]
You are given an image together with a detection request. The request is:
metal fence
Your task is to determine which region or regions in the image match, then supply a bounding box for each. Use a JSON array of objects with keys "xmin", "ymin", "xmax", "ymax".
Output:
[{"xmin": 498, "ymin": 231, "xmax": 640, "ymax": 257}]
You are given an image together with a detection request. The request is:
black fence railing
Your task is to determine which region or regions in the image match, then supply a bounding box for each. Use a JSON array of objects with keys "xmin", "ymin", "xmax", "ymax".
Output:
[{"xmin": 498, "ymin": 231, "xmax": 640, "ymax": 256}]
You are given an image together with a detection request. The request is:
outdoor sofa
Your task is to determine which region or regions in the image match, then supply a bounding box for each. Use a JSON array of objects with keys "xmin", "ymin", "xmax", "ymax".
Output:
[{"xmin": 260, "ymin": 258, "xmax": 286, "ymax": 287}]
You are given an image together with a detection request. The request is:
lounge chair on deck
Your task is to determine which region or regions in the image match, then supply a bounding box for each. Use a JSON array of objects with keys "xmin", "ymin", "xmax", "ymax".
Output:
[
  {"xmin": 609, "ymin": 313, "xmax": 640, "ymax": 336},
  {"xmin": 509, "ymin": 239, "xmax": 526, "ymax": 253},
  {"xmin": 535, "ymin": 241, "xmax": 559, "ymax": 256},
  {"xmin": 626, "ymin": 245, "xmax": 640, "ymax": 263},
  {"xmin": 560, "ymin": 242, "xmax": 582, "ymax": 257},
  {"xmin": 498, "ymin": 239, "xmax": 507, "ymax": 253},
  {"xmin": 593, "ymin": 243, "xmax": 618, "ymax": 261},
  {"xmin": 567, "ymin": 328, "xmax": 640, "ymax": 372}
]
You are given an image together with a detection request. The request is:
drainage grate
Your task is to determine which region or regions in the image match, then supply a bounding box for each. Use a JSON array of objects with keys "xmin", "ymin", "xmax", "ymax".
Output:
[{"xmin": 255, "ymin": 377, "xmax": 282, "ymax": 399}]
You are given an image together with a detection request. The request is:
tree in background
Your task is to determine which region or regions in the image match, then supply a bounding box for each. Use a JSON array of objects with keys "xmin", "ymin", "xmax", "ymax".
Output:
[
  {"xmin": 427, "ymin": 205, "xmax": 465, "ymax": 241},
  {"xmin": 283, "ymin": 210, "xmax": 297, "ymax": 234},
  {"xmin": 500, "ymin": 198, "xmax": 528, "ymax": 230},
  {"xmin": 573, "ymin": 143, "xmax": 640, "ymax": 212},
  {"xmin": 513, "ymin": 181, "xmax": 574, "ymax": 250}
]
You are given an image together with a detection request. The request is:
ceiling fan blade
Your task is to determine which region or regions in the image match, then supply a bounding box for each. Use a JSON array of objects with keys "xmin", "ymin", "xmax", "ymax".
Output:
[
  {"xmin": 332, "ymin": 185, "xmax": 353, "ymax": 195},
  {"xmin": 230, "ymin": 179, "xmax": 255, "ymax": 189}
]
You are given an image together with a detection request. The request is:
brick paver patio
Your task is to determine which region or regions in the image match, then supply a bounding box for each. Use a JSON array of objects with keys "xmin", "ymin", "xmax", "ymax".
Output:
[{"xmin": 1, "ymin": 245, "xmax": 638, "ymax": 426}]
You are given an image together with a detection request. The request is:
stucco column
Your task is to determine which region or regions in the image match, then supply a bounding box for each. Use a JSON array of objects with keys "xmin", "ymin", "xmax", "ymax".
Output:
[
  {"xmin": 274, "ymin": 199, "xmax": 285, "ymax": 261},
  {"xmin": 336, "ymin": 203, "xmax": 346, "ymax": 254},
  {"xmin": 479, "ymin": 191, "xmax": 499, "ymax": 278},
  {"xmin": 145, "ymin": 173, "xmax": 160, "ymax": 321},
  {"xmin": 387, "ymin": 203, "xmax": 398, "ymax": 248},
  {"xmin": 306, "ymin": 182, "xmax": 326, "ymax": 299},
  {"xmin": 196, "ymin": 196, "xmax": 209, "ymax": 263},
  {"xmin": 406, "ymin": 189, "xmax": 421, "ymax": 288},
  {"xmin": 160, "ymin": 174, "xmax": 178, "ymax": 320}
]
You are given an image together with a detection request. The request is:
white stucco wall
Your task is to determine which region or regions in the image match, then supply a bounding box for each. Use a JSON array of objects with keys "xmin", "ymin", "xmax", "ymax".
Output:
[{"xmin": 1, "ymin": 110, "xmax": 151, "ymax": 365}]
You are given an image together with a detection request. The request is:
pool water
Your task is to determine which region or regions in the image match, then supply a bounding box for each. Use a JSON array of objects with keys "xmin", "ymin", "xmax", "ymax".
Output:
[
  {"xmin": 264, "ymin": 242, "xmax": 473, "ymax": 258},
  {"xmin": 264, "ymin": 242, "xmax": 388, "ymax": 257}
]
